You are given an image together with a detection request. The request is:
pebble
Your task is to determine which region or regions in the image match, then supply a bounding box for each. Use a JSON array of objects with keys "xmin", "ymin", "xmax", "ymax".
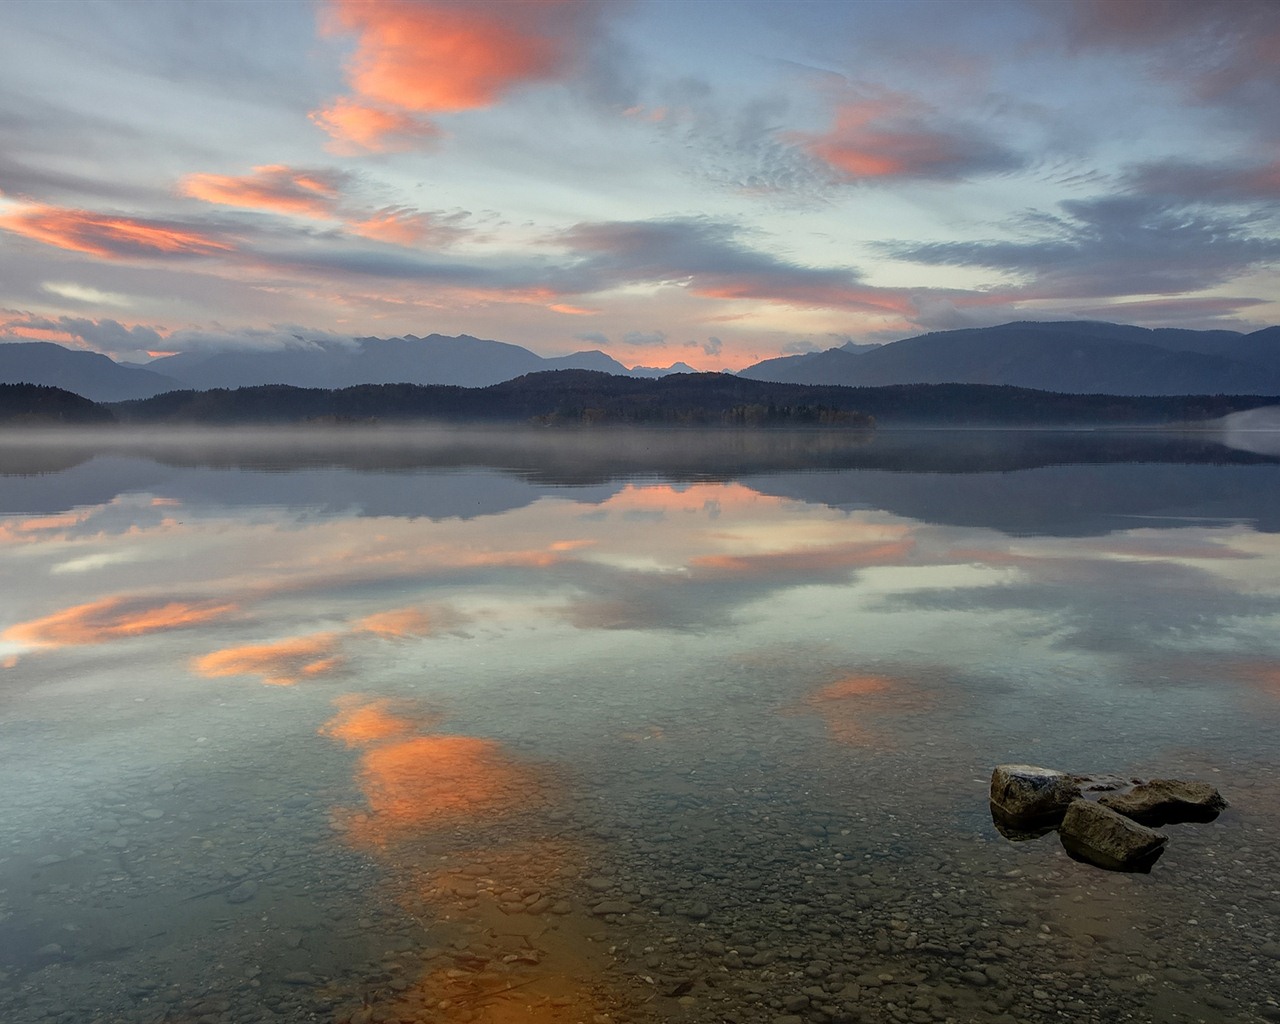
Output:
[{"xmin": 226, "ymin": 881, "xmax": 259, "ymax": 904}]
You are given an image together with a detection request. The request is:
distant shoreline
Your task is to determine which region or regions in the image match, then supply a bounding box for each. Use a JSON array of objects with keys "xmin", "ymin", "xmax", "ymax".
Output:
[{"xmin": 2, "ymin": 373, "xmax": 1278, "ymax": 430}]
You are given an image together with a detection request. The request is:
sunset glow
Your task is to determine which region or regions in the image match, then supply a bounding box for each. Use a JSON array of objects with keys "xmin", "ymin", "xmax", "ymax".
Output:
[{"xmin": 0, "ymin": 1, "xmax": 1275, "ymax": 366}]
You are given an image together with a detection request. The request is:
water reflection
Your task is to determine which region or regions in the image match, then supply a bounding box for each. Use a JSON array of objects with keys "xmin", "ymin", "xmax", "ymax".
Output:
[{"xmin": 0, "ymin": 428, "xmax": 1278, "ymax": 1023}]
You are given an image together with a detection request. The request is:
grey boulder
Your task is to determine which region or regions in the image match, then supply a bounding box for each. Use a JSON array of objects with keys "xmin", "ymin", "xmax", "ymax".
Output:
[
  {"xmin": 1058, "ymin": 799, "xmax": 1167, "ymax": 872},
  {"xmin": 1098, "ymin": 779, "xmax": 1227, "ymax": 826},
  {"xmin": 990, "ymin": 764, "xmax": 1082, "ymax": 836}
]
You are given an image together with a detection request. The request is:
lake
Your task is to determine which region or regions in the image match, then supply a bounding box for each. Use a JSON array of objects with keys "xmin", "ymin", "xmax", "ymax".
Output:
[{"xmin": 1, "ymin": 426, "xmax": 1278, "ymax": 1024}]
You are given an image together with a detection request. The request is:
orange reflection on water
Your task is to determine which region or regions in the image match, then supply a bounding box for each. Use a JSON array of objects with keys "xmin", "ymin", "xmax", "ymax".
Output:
[
  {"xmin": 356, "ymin": 606, "xmax": 443, "ymax": 638},
  {"xmin": 797, "ymin": 672, "xmax": 934, "ymax": 748},
  {"xmin": 344, "ymin": 734, "xmax": 538, "ymax": 847},
  {"xmin": 3, "ymin": 595, "xmax": 237, "ymax": 647},
  {"xmin": 358, "ymin": 604, "xmax": 468, "ymax": 634},
  {"xmin": 318, "ymin": 697, "xmax": 636, "ymax": 1024},
  {"xmin": 191, "ymin": 631, "xmax": 343, "ymax": 686},
  {"xmin": 318, "ymin": 695, "xmax": 433, "ymax": 747}
]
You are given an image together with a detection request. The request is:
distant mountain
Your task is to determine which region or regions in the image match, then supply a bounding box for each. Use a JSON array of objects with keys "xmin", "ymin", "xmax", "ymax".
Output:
[
  {"xmin": 0, "ymin": 342, "xmax": 179, "ymax": 401},
  {"xmin": 740, "ymin": 321, "xmax": 1280, "ymax": 395},
  {"xmin": 629, "ymin": 361, "xmax": 700, "ymax": 378},
  {"xmin": 145, "ymin": 334, "xmax": 661, "ymax": 391}
]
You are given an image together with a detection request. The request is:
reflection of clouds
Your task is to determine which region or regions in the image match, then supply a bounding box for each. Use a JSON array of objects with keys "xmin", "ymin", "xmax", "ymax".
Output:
[
  {"xmin": 3, "ymin": 595, "xmax": 237, "ymax": 648},
  {"xmin": 0, "ymin": 511, "xmax": 93, "ymax": 545},
  {"xmin": 319, "ymin": 695, "xmax": 436, "ymax": 746},
  {"xmin": 191, "ymin": 632, "xmax": 344, "ymax": 686},
  {"xmin": 355, "ymin": 604, "xmax": 468, "ymax": 639},
  {"xmin": 886, "ymin": 554, "xmax": 1280, "ymax": 654},
  {"xmin": 793, "ymin": 672, "xmax": 936, "ymax": 749},
  {"xmin": 318, "ymin": 694, "xmax": 618, "ymax": 1022},
  {"xmin": 348, "ymin": 735, "xmax": 538, "ymax": 845},
  {"xmin": 564, "ymin": 531, "xmax": 915, "ymax": 631},
  {"xmin": 690, "ymin": 538, "xmax": 913, "ymax": 578},
  {"xmin": 320, "ymin": 698, "xmax": 544, "ymax": 847}
]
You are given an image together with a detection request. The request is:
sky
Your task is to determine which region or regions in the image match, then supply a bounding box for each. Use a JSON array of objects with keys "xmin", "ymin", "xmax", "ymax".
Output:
[{"xmin": 0, "ymin": 0, "xmax": 1278, "ymax": 372}]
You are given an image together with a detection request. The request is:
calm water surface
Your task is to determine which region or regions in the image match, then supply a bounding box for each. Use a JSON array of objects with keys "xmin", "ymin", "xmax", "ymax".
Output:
[{"xmin": 1, "ymin": 427, "xmax": 1278, "ymax": 1024}]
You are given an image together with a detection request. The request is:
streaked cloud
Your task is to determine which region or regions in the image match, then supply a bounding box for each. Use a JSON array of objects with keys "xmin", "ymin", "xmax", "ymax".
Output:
[
  {"xmin": 0, "ymin": 202, "xmax": 233, "ymax": 260},
  {"xmin": 560, "ymin": 217, "xmax": 917, "ymax": 314},
  {"xmin": 882, "ymin": 194, "xmax": 1280, "ymax": 301},
  {"xmin": 180, "ymin": 165, "xmax": 351, "ymax": 219}
]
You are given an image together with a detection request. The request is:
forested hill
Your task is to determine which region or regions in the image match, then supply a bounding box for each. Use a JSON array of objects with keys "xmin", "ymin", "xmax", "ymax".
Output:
[
  {"xmin": 0, "ymin": 383, "xmax": 116, "ymax": 424},
  {"xmin": 3, "ymin": 370, "xmax": 1277, "ymax": 427},
  {"xmin": 106, "ymin": 371, "xmax": 1276, "ymax": 426}
]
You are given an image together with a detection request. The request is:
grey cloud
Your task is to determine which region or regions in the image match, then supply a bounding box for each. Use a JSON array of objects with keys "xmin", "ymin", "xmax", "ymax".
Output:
[
  {"xmin": 162, "ymin": 325, "xmax": 358, "ymax": 355},
  {"xmin": 622, "ymin": 330, "xmax": 667, "ymax": 347},
  {"xmin": 1125, "ymin": 159, "xmax": 1280, "ymax": 203},
  {"xmin": 0, "ymin": 315, "xmax": 162, "ymax": 355},
  {"xmin": 1041, "ymin": 0, "xmax": 1280, "ymax": 136},
  {"xmin": 881, "ymin": 193, "xmax": 1280, "ymax": 299}
]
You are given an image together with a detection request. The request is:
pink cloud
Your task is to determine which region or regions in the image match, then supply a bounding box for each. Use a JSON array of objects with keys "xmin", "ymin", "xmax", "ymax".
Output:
[
  {"xmin": 792, "ymin": 88, "xmax": 1017, "ymax": 184},
  {"xmin": 313, "ymin": 0, "xmax": 607, "ymax": 150}
]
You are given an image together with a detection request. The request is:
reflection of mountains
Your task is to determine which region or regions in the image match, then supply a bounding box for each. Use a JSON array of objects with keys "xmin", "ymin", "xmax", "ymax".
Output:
[{"xmin": 2, "ymin": 428, "xmax": 1278, "ymax": 535}]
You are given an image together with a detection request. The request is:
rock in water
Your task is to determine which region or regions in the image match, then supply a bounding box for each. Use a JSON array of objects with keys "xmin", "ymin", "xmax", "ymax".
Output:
[
  {"xmin": 989, "ymin": 764, "xmax": 1082, "ymax": 836},
  {"xmin": 1058, "ymin": 799, "xmax": 1167, "ymax": 872},
  {"xmin": 1098, "ymin": 779, "xmax": 1227, "ymax": 826}
]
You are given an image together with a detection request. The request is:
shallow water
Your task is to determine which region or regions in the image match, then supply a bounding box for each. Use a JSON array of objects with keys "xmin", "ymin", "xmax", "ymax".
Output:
[{"xmin": 1, "ymin": 427, "xmax": 1278, "ymax": 1024}]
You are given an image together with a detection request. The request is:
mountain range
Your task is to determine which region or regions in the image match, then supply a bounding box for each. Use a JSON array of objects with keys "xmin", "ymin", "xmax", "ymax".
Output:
[
  {"xmin": 738, "ymin": 321, "xmax": 1280, "ymax": 395},
  {"xmin": 2, "ymin": 320, "xmax": 1280, "ymax": 402},
  {"xmin": 0, "ymin": 335, "xmax": 697, "ymax": 403}
]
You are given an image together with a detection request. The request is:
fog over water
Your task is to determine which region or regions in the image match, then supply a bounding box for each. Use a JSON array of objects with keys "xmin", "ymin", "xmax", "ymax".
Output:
[{"xmin": 1, "ymin": 427, "xmax": 1278, "ymax": 1024}]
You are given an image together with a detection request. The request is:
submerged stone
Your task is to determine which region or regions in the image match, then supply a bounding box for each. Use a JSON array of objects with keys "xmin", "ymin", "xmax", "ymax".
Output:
[
  {"xmin": 989, "ymin": 764, "xmax": 1081, "ymax": 832},
  {"xmin": 1098, "ymin": 779, "xmax": 1227, "ymax": 826},
  {"xmin": 1058, "ymin": 799, "xmax": 1167, "ymax": 872}
]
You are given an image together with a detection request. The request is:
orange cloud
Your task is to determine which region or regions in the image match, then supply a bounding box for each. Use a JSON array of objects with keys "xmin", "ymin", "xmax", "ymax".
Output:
[
  {"xmin": 314, "ymin": 0, "xmax": 604, "ymax": 149},
  {"xmin": 180, "ymin": 164, "xmax": 346, "ymax": 218},
  {"xmin": 308, "ymin": 97, "xmax": 440, "ymax": 154},
  {"xmin": 3, "ymin": 596, "xmax": 237, "ymax": 647},
  {"xmin": 191, "ymin": 631, "xmax": 343, "ymax": 686},
  {"xmin": 0, "ymin": 203, "xmax": 232, "ymax": 259}
]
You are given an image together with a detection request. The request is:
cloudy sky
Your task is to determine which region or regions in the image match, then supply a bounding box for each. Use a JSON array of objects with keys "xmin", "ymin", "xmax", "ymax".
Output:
[{"xmin": 1, "ymin": 0, "xmax": 1278, "ymax": 370}]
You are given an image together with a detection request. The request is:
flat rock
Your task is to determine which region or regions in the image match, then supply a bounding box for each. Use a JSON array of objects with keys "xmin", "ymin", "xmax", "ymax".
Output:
[
  {"xmin": 1058, "ymin": 799, "xmax": 1167, "ymax": 872},
  {"xmin": 1098, "ymin": 779, "xmax": 1226, "ymax": 826},
  {"xmin": 590, "ymin": 900, "xmax": 633, "ymax": 916},
  {"xmin": 990, "ymin": 764, "xmax": 1081, "ymax": 833}
]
